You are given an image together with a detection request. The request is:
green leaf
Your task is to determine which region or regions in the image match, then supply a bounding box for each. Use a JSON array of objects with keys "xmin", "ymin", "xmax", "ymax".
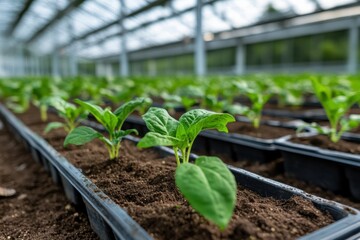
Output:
[
  {"xmin": 175, "ymin": 156, "xmax": 237, "ymax": 230},
  {"xmin": 178, "ymin": 109, "xmax": 235, "ymax": 142},
  {"xmin": 44, "ymin": 122, "xmax": 65, "ymax": 133},
  {"xmin": 137, "ymin": 132, "xmax": 179, "ymax": 148},
  {"xmin": 115, "ymin": 129, "xmax": 138, "ymax": 139},
  {"xmin": 114, "ymin": 97, "xmax": 152, "ymax": 128},
  {"xmin": 64, "ymin": 126, "xmax": 102, "ymax": 147},
  {"xmin": 75, "ymin": 99, "xmax": 105, "ymax": 124},
  {"xmin": 142, "ymin": 107, "xmax": 179, "ymax": 137},
  {"xmin": 103, "ymin": 109, "xmax": 118, "ymax": 133}
]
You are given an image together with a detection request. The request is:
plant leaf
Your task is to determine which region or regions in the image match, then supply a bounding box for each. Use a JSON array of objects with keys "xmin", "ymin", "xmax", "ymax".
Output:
[
  {"xmin": 175, "ymin": 156, "xmax": 237, "ymax": 230},
  {"xmin": 142, "ymin": 107, "xmax": 179, "ymax": 137},
  {"xmin": 64, "ymin": 126, "xmax": 102, "ymax": 147},
  {"xmin": 75, "ymin": 99, "xmax": 105, "ymax": 124},
  {"xmin": 103, "ymin": 109, "xmax": 118, "ymax": 133},
  {"xmin": 44, "ymin": 122, "xmax": 65, "ymax": 133},
  {"xmin": 115, "ymin": 129, "xmax": 138, "ymax": 139},
  {"xmin": 178, "ymin": 109, "xmax": 235, "ymax": 142},
  {"xmin": 137, "ymin": 132, "xmax": 179, "ymax": 148},
  {"xmin": 114, "ymin": 97, "xmax": 152, "ymax": 128}
]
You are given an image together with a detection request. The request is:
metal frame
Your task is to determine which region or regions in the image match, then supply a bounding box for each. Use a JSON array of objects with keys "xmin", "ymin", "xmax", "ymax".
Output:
[
  {"xmin": 25, "ymin": 0, "xmax": 86, "ymax": 44},
  {"xmin": 58, "ymin": 0, "xmax": 169, "ymax": 50},
  {"xmin": 6, "ymin": 0, "xmax": 35, "ymax": 36}
]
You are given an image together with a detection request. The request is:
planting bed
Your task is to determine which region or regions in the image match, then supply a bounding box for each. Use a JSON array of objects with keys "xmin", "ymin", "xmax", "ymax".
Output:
[
  {"xmin": 6, "ymin": 104, "xmax": 360, "ymax": 239},
  {"xmin": 0, "ymin": 124, "xmax": 98, "ymax": 239}
]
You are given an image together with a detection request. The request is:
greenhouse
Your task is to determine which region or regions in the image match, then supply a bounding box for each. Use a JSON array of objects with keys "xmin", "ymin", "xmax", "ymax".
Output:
[{"xmin": 1, "ymin": 0, "xmax": 360, "ymax": 239}]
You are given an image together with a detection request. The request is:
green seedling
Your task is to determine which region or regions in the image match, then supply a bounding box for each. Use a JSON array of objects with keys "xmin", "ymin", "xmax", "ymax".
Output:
[
  {"xmin": 233, "ymin": 82, "xmax": 271, "ymax": 128},
  {"xmin": 298, "ymin": 80, "xmax": 360, "ymax": 142},
  {"xmin": 64, "ymin": 98, "xmax": 151, "ymax": 160},
  {"xmin": 137, "ymin": 107, "xmax": 236, "ymax": 230},
  {"xmin": 44, "ymin": 97, "xmax": 86, "ymax": 133}
]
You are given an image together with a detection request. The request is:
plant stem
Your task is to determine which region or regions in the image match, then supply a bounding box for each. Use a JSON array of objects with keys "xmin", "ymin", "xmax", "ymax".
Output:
[{"xmin": 174, "ymin": 147, "xmax": 180, "ymax": 166}]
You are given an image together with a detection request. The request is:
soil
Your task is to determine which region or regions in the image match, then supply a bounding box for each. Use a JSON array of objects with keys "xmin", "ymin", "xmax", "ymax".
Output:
[
  {"xmin": 291, "ymin": 135, "xmax": 360, "ymax": 154},
  {"xmin": 13, "ymin": 107, "xmax": 337, "ymax": 240},
  {"xmin": 0, "ymin": 125, "xmax": 98, "ymax": 239},
  {"xmin": 226, "ymin": 121, "xmax": 295, "ymax": 139},
  {"xmin": 224, "ymin": 158, "xmax": 360, "ymax": 210}
]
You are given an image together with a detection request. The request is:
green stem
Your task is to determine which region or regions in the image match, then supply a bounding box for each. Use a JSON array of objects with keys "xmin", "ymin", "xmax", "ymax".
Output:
[
  {"xmin": 174, "ymin": 147, "xmax": 181, "ymax": 166},
  {"xmin": 40, "ymin": 105, "xmax": 47, "ymax": 121},
  {"xmin": 185, "ymin": 141, "xmax": 194, "ymax": 163},
  {"xmin": 253, "ymin": 116, "xmax": 260, "ymax": 129}
]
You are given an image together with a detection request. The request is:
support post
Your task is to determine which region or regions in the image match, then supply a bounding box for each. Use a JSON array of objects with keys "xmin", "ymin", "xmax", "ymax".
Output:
[
  {"xmin": 235, "ymin": 40, "xmax": 245, "ymax": 75},
  {"xmin": 119, "ymin": 0, "xmax": 129, "ymax": 77},
  {"xmin": 195, "ymin": 0, "xmax": 206, "ymax": 76},
  {"xmin": 52, "ymin": 50, "xmax": 60, "ymax": 77},
  {"xmin": 347, "ymin": 21, "xmax": 358, "ymax": 74},
  {"xmin": 67, "ymin": 9, "xmax": 78, "ymax": 76},
  {"xmin": 17, "ymin": 47, "xmax": 25, "ymax": 76}
]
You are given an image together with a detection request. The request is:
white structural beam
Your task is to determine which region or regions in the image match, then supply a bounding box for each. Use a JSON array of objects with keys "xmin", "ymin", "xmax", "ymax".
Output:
[
  {"xmin": 347, "ymin": 19, "xmax": 358, "ymax": 74},
  {"xmin": 52, "ymin": 51, "xmax": 60, "ymax": 77},
  {"xmin": 235, "ymin": 40, "xmax": 245, "ymax": 75},
  {"xmin": 195, "ymin": 0, "xmax": 206, "ymax": 76},
  {"xmin": 51, "ymin": 2, "xmax": 60, "ymax": 77},
  {"xmin": 68, "ymin": 13, "xmax": 78, "ymax": 76},
  {"xmin": 119, "ymin": 0, "xmax": 129, "ymax": 77}
]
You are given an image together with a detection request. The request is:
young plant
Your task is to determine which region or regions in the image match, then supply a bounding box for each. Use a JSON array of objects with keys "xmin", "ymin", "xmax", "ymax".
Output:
[
  {"xmin": 44, "ymin": 97, "xmax": 87, "ymax": 133},
  {"xmin": 233, "ymin": 82, "xmax": 272, "ymax": 128},
  {"xmin": 137, "ymin": 107, "xmax": 236, "ymax": 229},
  {"xmin": 64, "ymin": 98, "xmax": 151, "ymax": 160},
  {"xmin": 299, "ymin": 80, "xmax": 360, "ymax": 142}
]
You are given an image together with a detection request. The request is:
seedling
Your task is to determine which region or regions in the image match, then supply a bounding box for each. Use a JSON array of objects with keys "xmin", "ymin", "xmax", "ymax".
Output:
[
  {"xmin": 233, "ymin": 82, "xmax": 272, "ymax": 128},
  {"xmin": 299, "ymin": 80, "xmax": 360, "ymax": 142},
  {"xmin": 64, "ymin": 98, "xmax": 151, "ymax": 160},
  {"xmin": 138, "ymin": 107, "xmax": 236, "ymax": 229},
  {"xmin": 44, "ymin": 97, "xmax": 86, "ymax": 133}
]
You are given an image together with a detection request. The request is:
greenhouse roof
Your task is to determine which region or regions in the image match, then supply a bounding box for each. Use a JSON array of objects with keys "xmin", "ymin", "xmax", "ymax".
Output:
[{"xmin": 0, "ymin": 0, "xmax": 357, "ymax": 59}]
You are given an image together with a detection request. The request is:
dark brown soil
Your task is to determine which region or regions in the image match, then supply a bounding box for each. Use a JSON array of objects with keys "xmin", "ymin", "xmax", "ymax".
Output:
[
  {"xmin": 224, "ymin": 158, "xmax": 360, "ymax": 210},
  {"xmin": 0, "ymin": 127, "xmax": 98, "ymax": 239},
  {"xmin": 291, "ymin": 135, "xmax": 360, "ymax": 154},
  {"xmin": 227, "ymin": 121, "xmax": 295, "ymax": 139},
  {"xmin": 14, "ymin": 108, "xmax": 336, "ymax": 240}
]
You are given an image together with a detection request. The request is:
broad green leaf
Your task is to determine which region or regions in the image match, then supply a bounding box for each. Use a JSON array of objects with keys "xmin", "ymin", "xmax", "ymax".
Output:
[
  {"xmin": 103, "ymin": 109, "xmax": 118, "ymax": 133},
  {"xmin": 142, "ymin": 107, "xmax": 179, "ymax": 137},
  {"xmin": 178, "ymin": 109, "xmax": 235, "ymax": 142},
  {"xmin": 64, "ymin": 126, "xmax": 102, "ymax": 147},
  {"xmin": 137, "ymin": 132, "xmax": 179, "ymax": 148},
  {"xmin": 44, "ymin": 122, "xmax": 65, "ymax": 133},
  {"xmin": 75, "ymin": 99, "xmax": 105, "ymax": 124},
  {"xmin": 114, "ymin": 97, "xmax": 152, "ymax": 128},
  {"xmin": 115, "ymin": 129, "xmax": 138, "ymax": 139},
  {"xmin": 175, "ymin": 156, "xmax": 237, "ymax": 230}
]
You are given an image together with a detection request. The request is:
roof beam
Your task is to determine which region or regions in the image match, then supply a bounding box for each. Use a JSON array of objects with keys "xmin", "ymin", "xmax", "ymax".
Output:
[
  {"xmin": 7, "ymin": 0, "xmax": 35, "ymax": 36},
  {"xmin": 60, "ymin": 0, "xmax": 168, "ymax": 49},
  {"xmin": 74, "ymin": 0, "xmax": 220, "ymax": 51},
  {"xmin": 25, "ymin": 0, "xmax": 86, "ymax": 44}
]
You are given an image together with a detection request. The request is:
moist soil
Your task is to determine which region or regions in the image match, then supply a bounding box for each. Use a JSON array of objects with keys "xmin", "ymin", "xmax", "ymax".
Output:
[
  {"xmin": 13, "ymin": 107, "xmax": 337, "ymax": 240},
  {"xmin": 291, "ymin": 135, "xmax": 360, "ymax": 154},
  {"xmin": 223, "ymin": 157, "xmax": 360, "ymax": 210},
  {"xmin": 0, "ymin": 126, "xmax": 98, "ymax": 239},
  {"xmin": 226, "ymin": 121, "xmax": 294, "ymax": 139}
]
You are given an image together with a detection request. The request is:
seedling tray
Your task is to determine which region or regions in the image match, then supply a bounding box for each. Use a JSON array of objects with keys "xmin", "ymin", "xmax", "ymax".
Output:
[
  {"xmin": 275, "ymin": 132, "xmax": 360, "ymax": 201},
  {"xmin": 262, "ymin": 108, "xmax": 327, "ymax": 122},
  {"xmin": 2, "ymin": 105, "xmax": 360, "ymax": 239}
]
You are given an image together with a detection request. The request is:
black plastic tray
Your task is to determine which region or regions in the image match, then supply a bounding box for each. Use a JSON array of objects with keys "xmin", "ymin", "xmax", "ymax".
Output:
[
  {"xmin": 0, "ymin": 105, "xmax": 153, "ymax": 240},
  {"xmin": 85, "ymin": 119, "xmax": 360, "ymax": 239},
  {"xmin": 262, "ymin": 108, "xmax": 328, "ymax": 122},
  {"xmin": 275, "ymin": 132, "xmax": 360, "ymax": 201},
  {"xmin": 2, "ymin": 105, "xmax": 360, "ymax": 239}
]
